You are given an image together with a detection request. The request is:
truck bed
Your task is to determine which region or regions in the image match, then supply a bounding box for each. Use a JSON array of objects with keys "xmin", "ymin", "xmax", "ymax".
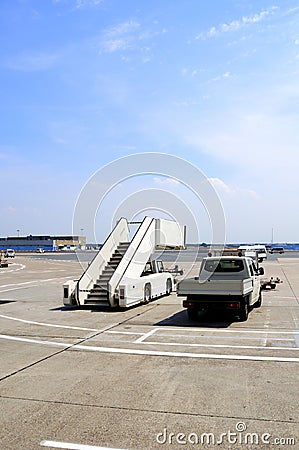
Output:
[{"xmin": 177, "ymin": 277, "xmax": 253, "ymax": 297}]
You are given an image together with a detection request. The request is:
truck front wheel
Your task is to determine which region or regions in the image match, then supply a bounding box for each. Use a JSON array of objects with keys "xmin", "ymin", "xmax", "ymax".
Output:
[
  {"xmin": 144, "ymin": 284, "xmax": 151, "ymax": 303},
  {"xmin": 187, "ymin": 308, "xmax": 198, "ymax": 320}
]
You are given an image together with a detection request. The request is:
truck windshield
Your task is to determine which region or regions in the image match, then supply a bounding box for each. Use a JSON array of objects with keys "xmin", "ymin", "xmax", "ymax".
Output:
[{"xmin": 204, "ymin": 259, "xmax": 244, "ymax": 272}]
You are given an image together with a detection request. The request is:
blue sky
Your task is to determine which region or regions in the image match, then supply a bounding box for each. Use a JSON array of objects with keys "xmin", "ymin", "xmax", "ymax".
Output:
[{"xmin": 1, "ymin": 0, "xmax": 299, "ymax": 243}]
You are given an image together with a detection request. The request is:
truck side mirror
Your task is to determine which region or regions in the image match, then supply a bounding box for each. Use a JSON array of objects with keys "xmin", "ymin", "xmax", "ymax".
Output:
[{"xmin": 259, "ymin": 267, "xmax": 264, "ymax": 275}]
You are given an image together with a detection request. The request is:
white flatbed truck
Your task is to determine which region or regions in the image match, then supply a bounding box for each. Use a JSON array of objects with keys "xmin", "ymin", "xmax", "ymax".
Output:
[
  {"xmin": 177, "ymin": 256, "xmax": 264, "ymax": 321},
  {"xmin": 63, "ymin": 217, "xmax": 185, "ymax": 308}
]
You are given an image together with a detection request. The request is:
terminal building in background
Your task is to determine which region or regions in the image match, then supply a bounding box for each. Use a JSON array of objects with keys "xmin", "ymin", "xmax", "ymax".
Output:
[{"xmin": 0, "ymin": 235, "xmax": 86, "ymax": 252}]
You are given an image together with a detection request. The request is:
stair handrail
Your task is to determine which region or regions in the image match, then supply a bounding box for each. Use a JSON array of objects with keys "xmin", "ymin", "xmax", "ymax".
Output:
[
  {"xmin": 108, "ymin": 217, "xmax": 155, "ymax": 306},
  {"xmin": 76, "ymin": 217, "xmax": 129, "ymax": 304}
]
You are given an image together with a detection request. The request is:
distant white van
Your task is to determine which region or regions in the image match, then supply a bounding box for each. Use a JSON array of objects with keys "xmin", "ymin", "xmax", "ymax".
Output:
[
  {"xmin": 238, "ymin": 245, "xmax": 267, "ymax": 262},
  {"xmin": 5, "ymin": 249, "xmax": 15, "ymax": 258}
]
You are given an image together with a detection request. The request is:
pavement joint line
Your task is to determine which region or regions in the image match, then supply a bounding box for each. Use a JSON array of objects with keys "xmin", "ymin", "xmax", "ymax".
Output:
[
  {"xmin": 40, "ymin": 440, "xmax": 126, "ymax": 450},
  {"xmin": 2, "ymin": 333, "xmax": 299, "ymax": 363},
  {"xmin": 0, "ymin": 322, "xmax": 119, "ymax": 383},
  {"xmin": 1, "ymin": 394, "xmax": 298, "ymax": 425},
  {"xmin": 0, "ymin": 306, "xmax": 160, "ymax": 382},
  {"xmin": 278, "ymin": 263, "xmax": 299, "ymax": 305}
]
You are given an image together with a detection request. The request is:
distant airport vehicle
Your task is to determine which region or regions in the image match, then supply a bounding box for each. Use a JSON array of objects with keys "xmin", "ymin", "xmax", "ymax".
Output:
[
  {"xmin": 177, "ymin": 256, "xmax": 264, "ymax": 321},
  {"xmin": 5, "ymin": 249, "xmax": 15, "ymax": 258},
  {"xmin": 36, "ymin": 248, "xmax": 45, "ymax": 253},
  {"xmin": 269, "ymin": 246, "xmax": 284, "ymax": 254},
  {"xmin": 63, "ymin": 217, "xmax": 186, "ymax": 308},
  {"xmin": 238, "ymin": 244, "xmax": 267, "ymax": 261},
  {"xmin": 0, "ymin": 252, "xmax": 9, "ymax": 267}
]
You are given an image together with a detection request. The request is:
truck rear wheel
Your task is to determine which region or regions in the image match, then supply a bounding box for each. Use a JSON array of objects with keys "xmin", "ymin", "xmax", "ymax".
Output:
[
  {"xmin": 187, "ymin": 308, "xmax": 198, "ymax": 320},
  {"xmin": 166, "ymin": 279, "xmax": 172, "ymax": 296},
  {"xmin": 238, "ymin": 297, "xmax": 249, "ymax": 321},
  {"xmin": 255, "ymin": 290, "xmax": 262, "ymax": 308}
]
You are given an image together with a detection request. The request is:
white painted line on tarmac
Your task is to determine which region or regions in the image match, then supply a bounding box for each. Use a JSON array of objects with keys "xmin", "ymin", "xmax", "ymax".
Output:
[
  {"xmin": 0, "ymin": 263, "xmax": 26, "ymax": 274},
  {"xmin": 155, "ymin": 332, "xmax": 293, "ymax": 341},
  {"xmin": 294, "ymin": 333, "xmax": 299, "ymax": 348},
  {"xmin": 0, "ymin": 334, "xmax": 68, "ymax": 348},
  {"xmin": 0, "ymin": 280, "xmax": 36, "ymax": 288},
  {"xmin": 1, "ymin": 333, "xmax": 298, "ymax": 363},
  {"xmin": 0, "ymin": 314, "xmax": 100, "ymax": 332},
  {"xmin": 0, "ymin": 285, "xmax": 40, "ymax": 293},
  {"xmin": 27, "ymin": 269, "xmax": 67, "ymax": 273},
  {"xmin": 139, "ymin": 340, "xmax": 299, "ymax": 351},
  {"xmin": 0, "ymin": 276, "xmax": 76, "ymax": 293},
  {"xmin": 40, "ymin": 440, "xmax": 126, "ymax": 450},
  {"xmin": 106, "ymin": 330, "xmax": 144, "ymax": 335},
  {"xmin": 134, "ymin": 328, "xmax": 158, "ymax": 343},
  {"xmin": 155, "ymin": 327, "xmax": 299, "ymax": 335},
  {"xmin": 72, "ymin": 343, "xmax": 299, "ymax": 363},
  {"xmin": 0, "ymin": 277, "xmax": 76, "ymax": 289}
]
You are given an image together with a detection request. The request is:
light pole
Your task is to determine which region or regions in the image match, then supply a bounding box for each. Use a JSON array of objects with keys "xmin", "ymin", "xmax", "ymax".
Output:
[
  {"xmin": 17, "ymin": 229, "xmax": 20, "ymax": 238},
  {"xmin": 80, "ymin": 229, "xmax": 84, "ymax": 250}
]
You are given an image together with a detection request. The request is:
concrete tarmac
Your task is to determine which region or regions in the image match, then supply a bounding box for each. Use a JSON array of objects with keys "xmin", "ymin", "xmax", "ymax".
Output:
[{"xmin": 0, "ymin": 253, "xmax": 298, "ymax": 449}]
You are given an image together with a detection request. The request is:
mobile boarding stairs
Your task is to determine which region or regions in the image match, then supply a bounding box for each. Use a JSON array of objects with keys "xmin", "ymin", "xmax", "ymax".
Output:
[{"xmin": 63, "ymin": 217, "xmax": 186, "ymax": 308}]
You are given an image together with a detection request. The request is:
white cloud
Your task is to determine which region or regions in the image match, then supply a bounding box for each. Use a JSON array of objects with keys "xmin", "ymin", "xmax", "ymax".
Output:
[
  {"xmin": 101, "ymin": 38, "xmax": 129, "ymax": 53},
  {"xmin": 105, "ymin": 20, "xmax": 140, "ymax": 37},
  {"xmin": 54, "ymin": 0, "xmax": 104, "ymax": 7},
  {"xmin": 75, "ymin": 0, "xmax": 104, "ymax": 8},
  {"xmin": 153, "ymin": 177, "xmax": 180, "ymax": 186},
  {"xmin": 210, "ymin": 71, "xmax": 232, "ymax": 82},
  {"xmin": 208, "ymin": 178, "xmax": 257, "ymax": 198},
  {"xmin": 208, "ymin": 177, "xmax": 234, "ymax": 194},
  {"xmin": 196, "ymin": 7, "xmax": 278, "ymax": 40},
  {"xmin": 187, "ymin": 113, "xmax": 298, "ymax": 169},
  {"xmin": 100, "ymin": 20, "xmax": 141, "ymax": 53},
  {"xmin": 99, "ymin": 20, "xmax": 165, "ymax": 57},
  {"xmin": 5, "ymin": 52, "xmax": 59, "ymax": 71},
  {"xmin": 285, "ymin": 6, "xmax": 299, "ymax": 15},
  {"xmin": 4, "ymin": 206, "xmax": 17, "ymax": 215}
]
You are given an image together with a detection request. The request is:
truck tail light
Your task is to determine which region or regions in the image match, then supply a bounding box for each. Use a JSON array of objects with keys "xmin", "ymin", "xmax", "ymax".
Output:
[
  {"xmin": 119, "ymin": 287, "xmax": 125, "ymax": 300},
  {"xmin": 183, "ymin": 300, "xmax": 194, "ymax": 308},
  {"xmin": 227, "ymin": 302, "xmax": 240, "ymax": 309}
]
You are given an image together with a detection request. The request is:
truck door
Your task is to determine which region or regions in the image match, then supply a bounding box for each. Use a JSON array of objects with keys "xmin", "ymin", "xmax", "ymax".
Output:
[
  {"xmin": 156, "ymin": 261, "xmax": 164, "ymax": 273},
  {"xmin": 249, "ymin": 260, "xmax": 260, "ymax": 304}
]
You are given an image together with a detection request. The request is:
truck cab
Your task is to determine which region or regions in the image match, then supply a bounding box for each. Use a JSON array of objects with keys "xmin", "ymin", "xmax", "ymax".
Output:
[{"xmin": 141, "ymin": 260, "xmax": 165, "ymax": 276}]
